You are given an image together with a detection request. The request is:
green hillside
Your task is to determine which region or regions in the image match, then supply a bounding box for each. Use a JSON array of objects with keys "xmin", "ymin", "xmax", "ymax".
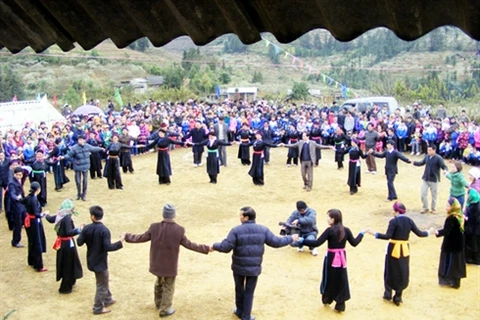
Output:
[{"xmin": 0, "ymin": 27, "xmax": 479, "ymax": 114}]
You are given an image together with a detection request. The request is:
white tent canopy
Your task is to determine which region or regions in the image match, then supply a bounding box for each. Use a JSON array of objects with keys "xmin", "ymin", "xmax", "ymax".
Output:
[{"xmin": 0, "ymin": 99, "xmax": 66, "ymax": 132}]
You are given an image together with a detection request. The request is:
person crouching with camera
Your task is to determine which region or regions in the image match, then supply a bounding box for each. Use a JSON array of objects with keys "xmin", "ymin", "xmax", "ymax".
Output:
[{"xmin": 285, "ymin": 201, "xmax": 319, "ymax": 256}]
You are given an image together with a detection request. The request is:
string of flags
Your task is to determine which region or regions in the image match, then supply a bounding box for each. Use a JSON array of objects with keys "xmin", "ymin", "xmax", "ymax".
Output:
[{"xmin": 263, "ymin": 37, "xmax": 360, "ymax": 99}]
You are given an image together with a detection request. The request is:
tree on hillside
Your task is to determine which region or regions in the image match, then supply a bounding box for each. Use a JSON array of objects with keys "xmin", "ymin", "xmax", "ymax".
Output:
[
  {"xmin": 429, "ymin": 29, "xmax": 445, "ymax": 52},
  {"xmin": 291, "ymin": 82, "xmax": 309, "ymax": 100},
  {"xmin": 251, "ymin": 70, "xmax": 264, "ymax": 84},
  {"xmin": 182, "ymin": 48, "xmax": 201, "ymax": 72},
  {"xmin": 163, "ymin": 65, "xmax": 185, "ymax": 89},
  {"xmin": 128, "ymin": 38, "xmax": 150, "ymax": 52},
  {"xmin": 313, "ymin": 33, "xmax": 322, "ymax": 50},
  {"xmin": 0, "ymin": 65, "xmax": 25, "ymax": 102},
  {"xmin": 223, "ymin": 35, "xmax": 248, "ymax": 53},
  {"xmin": 64, "ymin": 86, "xmax": 82, "ymax": 107}
]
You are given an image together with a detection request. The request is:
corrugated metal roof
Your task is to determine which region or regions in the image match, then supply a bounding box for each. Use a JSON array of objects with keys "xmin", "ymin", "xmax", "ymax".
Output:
[{"xmin": 0, "ymin": 0, "xmax": 479, "ymax": 54}]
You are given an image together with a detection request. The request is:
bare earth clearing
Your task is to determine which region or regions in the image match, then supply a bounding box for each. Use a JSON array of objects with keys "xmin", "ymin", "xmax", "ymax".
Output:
[{"xmin": 1, "ymin": 146, "xmax": 478, "ymax": 320}]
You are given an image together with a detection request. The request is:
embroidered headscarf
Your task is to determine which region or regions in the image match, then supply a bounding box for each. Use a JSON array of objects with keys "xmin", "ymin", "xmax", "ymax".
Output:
[
  {"xmin": 53, "ymin": 199, "xmax": 77, "ymax": 231},
  {"xmin": 447, "ymin": 197, "xmax": 464, "ymax": 232},
  {"xmin": 393, "ymin": 201, "xmax": 406, "ymax": 214},
  {"xmin": 467, "ymin": 188, "xmax": 480, "ymax": 206}
]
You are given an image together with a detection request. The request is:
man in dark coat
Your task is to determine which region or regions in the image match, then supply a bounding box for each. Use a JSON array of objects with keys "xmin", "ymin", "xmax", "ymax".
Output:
[
  {"xmin": 62, "ymin": 135, "xmax": 103, "ymax": 201},
  {"xmin": 413, "ymin": 145, "xmax": 448, "ymax": 213},
  {"xmin": 9, "ymin": 166, "xmax": 26, "ymax": 247},
  {"xmin": 77, "ymin": 205, "xmax": 124, "ymax": 315},
  {"xmin": 370, "ymin": 140, "xmax": 412, "ymax": 201},
  {"xmin": 213, "ymin": 206, "xmax": 298, "ymax": 320},
  {"xmin": 125, "ymin": 204, "xmax": 210, "ymax": 318}
]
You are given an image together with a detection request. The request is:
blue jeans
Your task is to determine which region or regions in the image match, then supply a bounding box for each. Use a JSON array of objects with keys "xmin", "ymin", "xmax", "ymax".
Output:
[
  {"xmin": 453, "ymin": 195, "xmax": 465, "ymax": 209},
  {"xmin": 291, "ymin": 233, "xmax": 316, "ymax": 250}
]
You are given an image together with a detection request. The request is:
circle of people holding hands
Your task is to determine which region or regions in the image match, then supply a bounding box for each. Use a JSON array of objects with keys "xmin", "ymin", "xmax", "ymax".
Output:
[{"xmin": 0, "ymin": 98, "xmax": 479, "ymax": 318}]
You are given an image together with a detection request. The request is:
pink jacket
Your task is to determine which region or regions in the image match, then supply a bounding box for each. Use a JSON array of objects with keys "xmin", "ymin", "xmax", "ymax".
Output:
[{"xmin": 474, "ymin": 129, "xmax": 480, "ymax": 149}]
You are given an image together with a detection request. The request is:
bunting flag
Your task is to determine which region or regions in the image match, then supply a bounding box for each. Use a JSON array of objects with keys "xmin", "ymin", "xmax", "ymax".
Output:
[
  {"xmin": 82, "ymin": 91, "xmax": 87, "ymax": 105},
  {"xmin": 259, "ymin": 36, "xmax": 361, "ymax": 98},
  {"xmin": 341, "ymin": 85, "xmax": 347, "ymax": 99},
  {"xmin": 52, "ymin": 94, "xmax": 57, "ymax": 107},
  {"xmin": 12, "ymin": 95, "xmax": 17, "ymax": 102},
  {"xmin": 114, "ymin": 88, "xmax": 123, "ymax": 107}
]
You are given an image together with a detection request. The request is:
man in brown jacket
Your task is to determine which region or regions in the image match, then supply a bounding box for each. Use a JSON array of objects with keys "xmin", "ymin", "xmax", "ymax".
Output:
[{"xmin": 125, "ymin": 204, "xmax": 210, "ymax": 317}]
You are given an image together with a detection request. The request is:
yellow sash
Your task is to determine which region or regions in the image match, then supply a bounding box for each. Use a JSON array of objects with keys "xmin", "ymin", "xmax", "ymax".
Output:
[{"xmin": 389, "ymin": 240, "xmax": 409, "ymax": 259}]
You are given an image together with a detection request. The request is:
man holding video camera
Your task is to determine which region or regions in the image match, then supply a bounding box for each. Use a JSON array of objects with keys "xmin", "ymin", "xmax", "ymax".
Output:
[{"xmin": 284, "ymin": 201, "xmax": 319, "ymax": 256}]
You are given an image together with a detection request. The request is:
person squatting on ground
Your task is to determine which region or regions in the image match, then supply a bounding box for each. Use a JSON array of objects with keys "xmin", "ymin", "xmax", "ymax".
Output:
[
  {"xmin": 124, "ymin": 204, "xmax": 210, "ymax": 318},
  {"xmin": 284, "ymin": 201, "xmax": 319, "ymax": 255},
  {"xmin": 212, "ymin": 206, "xmax": 298, "ymax": 320}
]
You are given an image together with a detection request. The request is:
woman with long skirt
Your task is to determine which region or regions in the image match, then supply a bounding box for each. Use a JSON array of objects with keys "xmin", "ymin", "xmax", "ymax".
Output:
[
  {"xmin": 367, "ymin": 202, "xmax": 430, "ymax": 306},
  {"xmin": 338, "ymin": 139, "xmax": 367, "ymax": 195},
  {"xmin": 431, "ymin": 197, "xmax": 467, "ymax": 288},
  {"xmin": 47, "ymin": 137, "xmax": 70, "ymax": 190},
  {"xmin": 45, "ymin": 199, "xmax": 83, "ymax": 293},
  {"xmin": 23, "ymin": 181, "xmax": 48, "ymax": 272},
  {"xmin": 188, "ymin": 131, "xmax": 231, "ymax": 184},
  {"xmin": 147, "ymin": 124, "xmax": 185, "ymax": 185},
  {"xmin": 248, "ymin": 131, "xmax": 278, "ymax": 186},
  {"xmin": 465, "ymin": 188, "xmax": 480, "ymax": 265},
  {"xmin": 302, "ymin": 209, "xmax": 365, "ymax": 312}
]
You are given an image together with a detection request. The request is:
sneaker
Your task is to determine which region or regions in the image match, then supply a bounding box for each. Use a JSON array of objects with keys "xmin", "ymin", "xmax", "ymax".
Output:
[
  {"xmin": 365, "ymin": 170, "xmax": 371, "ymax": 174},
  {"xmin": 297, "ymin": 247, "xmax": 304, "ymax": 252},
  {"xmin": 416, "ymin": 152, "xmax": 421, "ymax": 156},
  {"xmin": 286, "ymin": 164, "xmax": 291, "ymax": 167},
  {"xmin": 193, "ymin": 164, "xmax": 198, "ymax": 167},
  {"xmin": 410, "ymin": 152, "xmax": 414, "ymax": 155},
  {"xmin": 431, "ymin": 209, "xmax": 437, "ymax": 214},
  {"xmin": 420, "ymin": 209, "xmax": 429, "ymax": 214},
  {"xmin": 371, "ymin": 171, "xmax": 376, "ymax": 174},
  {"xmin": 311, "ymin": 248, "xmax": 318, "ymax": 256}
]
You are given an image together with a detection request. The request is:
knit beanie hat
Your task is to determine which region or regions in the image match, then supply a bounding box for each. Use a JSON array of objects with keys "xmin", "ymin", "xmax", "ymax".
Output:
[{"xmin": 163, "ymin": 204, "xmax": 176, "ymax": 219}]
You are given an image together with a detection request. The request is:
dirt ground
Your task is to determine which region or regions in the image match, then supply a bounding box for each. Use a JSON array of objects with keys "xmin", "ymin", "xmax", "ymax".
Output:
[{"xmin": 0, "ymin": 146, "xmax": 479, "ymax": 320}]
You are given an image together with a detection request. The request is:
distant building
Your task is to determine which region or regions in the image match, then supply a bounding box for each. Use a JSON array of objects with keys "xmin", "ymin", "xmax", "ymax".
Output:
[
  {"xmin": 120, "ymin": 76, "xmax": 164, "ymax": 93},
  {"xmin": 226, "ymin": 87, "xmax": 258, "ymax": 102}
]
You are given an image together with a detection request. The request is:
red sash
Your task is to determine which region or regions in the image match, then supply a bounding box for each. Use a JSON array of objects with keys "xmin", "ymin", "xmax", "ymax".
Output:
[
  {"xmin": 52, "ymin": 236, "xmax": 73, "ymax": 250},
  {"xmin": 24, "ymin": 213, "xmax": 36, "ymax": 228}
]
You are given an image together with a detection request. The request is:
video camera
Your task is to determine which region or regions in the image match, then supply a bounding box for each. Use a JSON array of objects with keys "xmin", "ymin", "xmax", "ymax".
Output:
[{"xmin": 278, "ymin": 222, "xmax": 301, "ymax": 236}]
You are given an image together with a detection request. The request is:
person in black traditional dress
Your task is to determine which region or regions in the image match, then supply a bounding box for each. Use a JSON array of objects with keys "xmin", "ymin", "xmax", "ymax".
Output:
[
  {"xmin": 248, "ymin": 131, "xmax": 279, "ymax": 186},
  {"xmin": 333, "ymin": 127, "xmax": 349, "ymax": 170},
  {"xmin": 23, "ymin": 181, "xmax": 48, "ymax": 272},
  {"xmin": 367, "ymin": 202, "xmax": 430, "ymax": 306},
  {"xmin": 431, "ymin": 197, "xmax": 466, "ymax": 288},
  {"xmin": 27, "ymin": 150, "xmax": 48, "ymax": 207},
  {"xmin": 302, "ymin": 209, "xmax": 365, "ymax": 312},
  {"xmin": 45, "ymin": 199, "xmax": 83, "ymax": 293},
  {"xmin": 260, "ymin": 121, "xmax": 275, "ymax": 165},
  {"xmin": 338, "ymin": 139, "xmax": 367, "ymax": 195},
  {"xmin": 87, "ymin": 131, "xmax": 103, "ymax": 179},
  {"xmin": 465, "ymin": 188, "xmax": 480, "ymax": 265},
  {"xmin": 47, "ymin": 137, "xmax": 70, "ymax": 191},
  {"xmin": 184, "ymin": 121, "xmax": 208, "ymax": 167},
  {"xmin": 237, "ymin": 123, "xmax": 253, "ymax": 166},
  {"xmin": 9, "ymin": 166, "xmax": 26, "ymax": 247},
  {"xmin": 309, "ymin": 120, "xmax": 323, "ymax": 166},
  {"xmin": 119, "ymin": 127, "xmax": 135, "ymax": 174},
  {"xmin": 148, "ymin": 124, "xmax": 185, "ymax": 185},
  {"xmin": 285, "ymin": 124, "xmax": 299, "ymax": 167},
  {"xmin": 188, "ymin": 131, "xmax": 231, "ymax": 183}
]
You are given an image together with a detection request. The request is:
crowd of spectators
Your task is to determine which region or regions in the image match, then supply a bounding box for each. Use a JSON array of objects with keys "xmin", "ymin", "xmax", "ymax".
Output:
[{"xmin": 1, "ymin": 98, "xmax": 479, "ymax": 167}]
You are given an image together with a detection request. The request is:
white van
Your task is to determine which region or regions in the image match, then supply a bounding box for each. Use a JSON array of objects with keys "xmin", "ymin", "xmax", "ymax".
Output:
[{"xmin": 340, "ymin": 97, "xmax": 399, "ymax": 114}]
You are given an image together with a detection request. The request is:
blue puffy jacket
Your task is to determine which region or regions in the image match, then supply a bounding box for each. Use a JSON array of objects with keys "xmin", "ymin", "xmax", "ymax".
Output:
[
  {"xmin": 64, "ymin": 143, "xmax": 103, "ymax": 172},
  {"xmin": 213, "ymin": 220, "xmax": 293, "ymax": 276}
]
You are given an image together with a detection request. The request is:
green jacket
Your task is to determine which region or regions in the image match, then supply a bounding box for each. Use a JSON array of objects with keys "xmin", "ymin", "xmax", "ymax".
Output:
[{"xmin": 446, "ymin": 172, "xmax": 468, "ymax": 197}]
